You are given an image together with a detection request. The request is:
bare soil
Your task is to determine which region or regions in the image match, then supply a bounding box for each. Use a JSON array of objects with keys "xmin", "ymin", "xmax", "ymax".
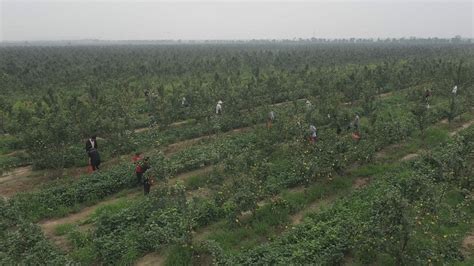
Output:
[
  {"xmin": 38, "ymin": 162, "xmax": 214, "ymax": 251},
  {"xmin": 0, "ymin": 165, "xmax": 92, "ymax": 198},
  {"xmin": 378, "ymin": 91, "xmax": 393, "ymax": 99},
  {"xmin": 39, "ymin": 190, "xmax": 140, "ymax": 251},
  {"xmin": 290, "ymin": 197, "xmax": 334, "ymax": 225},
  {"xmin": 0, "ymin": 166, "xmax": 46, "ymax": 198},
  {"xmin": 164, "ymin": 126, "xmax": 252, "ymax": 156},
  {"xmin": 134, "ymin": 127, "xmax": 150, "ymax": 133},
  {"xmin": 400, "ymin": 153, "xmax": 419, "ymax": 161},
  {"xmin": 462, "ymin": 232, "xmax": 474, "ymax": 257},
  {"xmin": 450, "ymin": 120, "xmax": 474, "ymax": 136},
  {"xmin": 374, "ymin": 143, "xmax": 403, "ymax": 160},
  {"xmin": 135, "ymin": 252, "xmax": 165, "ymax": 266},
  {"xmin": 353, "ymin": 177, "xmax": 371, "ymax": 189},
  {"xmin": 169, "ymin": 165, "xmax": 213, "ymax": 186},
  {"xmin": 164, "ymin": 135, "xmax": 211, "ymax": 156}
]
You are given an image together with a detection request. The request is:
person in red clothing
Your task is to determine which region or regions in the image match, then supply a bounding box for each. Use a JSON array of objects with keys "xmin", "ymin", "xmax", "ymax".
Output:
[
  {"xmin": 135, "ymin": 157, "xmax": 151, "ymax": 191},
  {"xmin": 135, "ymin": 157, "xmax": 150, "ymax": 186},
  {"xmin": 352, "ymin": 130, "xmax": 361, "ymax": 141},
  {"xmin": 133, "ymin": 152, "xmax": 145, "ymax": 185},
  {"xmin": 132, "ymin": 152, "xmax": 142, "ymax": 163}
]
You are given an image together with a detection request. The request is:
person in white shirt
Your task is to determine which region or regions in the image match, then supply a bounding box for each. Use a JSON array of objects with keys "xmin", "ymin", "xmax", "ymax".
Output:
[
  {"xmin": 216, "ymin": 100, "xmax": 223, "ymax": 115},
  {"xmin": 353, "ymin": 115, "xmax": 360, "ymax": 130},
  {"xmin": 85, "ymin": 136, "xmax": 97, "ymax": 154},
  {"xmin": 452, "ymin": 85, "xmax": 458, "ymax": 95},
  {"xmin": 267, "ymin": 111, "xmax": 275, "ymax": 128},
  {"xmin": 309, "ymin": 125, "xmax": 318, "ymax": 143}
]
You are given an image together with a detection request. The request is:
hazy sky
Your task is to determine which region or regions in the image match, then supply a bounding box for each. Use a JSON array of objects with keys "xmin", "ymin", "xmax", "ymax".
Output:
[{"xmin": 1, "ymin": 0, "xmax": 473, "ymax": 41}]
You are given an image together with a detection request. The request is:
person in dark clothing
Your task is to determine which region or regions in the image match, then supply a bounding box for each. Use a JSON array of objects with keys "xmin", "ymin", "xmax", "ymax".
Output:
[
  {"xmin": 85, "ymin": 135, "xmax": 98, "ymax": 153},
  {"xmin": 135, "ymin": 157, "xmax": 150, "ymax": 186},
  {"xmin": 142, "ymin": 168, "xmax": 155, "ymax": 195},
  {"xmin": 85, "ymin": 136, "xmax": 100, "ymax": 171},
  {"xmin": 424, "ymin": 89, "xmax": 432, "ymax": 100},
  {"xmin": 89, "ymin": 148, "xmax": 101, "ymax": 171}
]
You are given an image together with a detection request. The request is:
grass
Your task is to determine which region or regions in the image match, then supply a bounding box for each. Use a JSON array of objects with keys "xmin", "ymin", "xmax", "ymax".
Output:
[
  {"xmin": 188, "ymin": 112, "xmax": 474, "ymax": 254},
  {"xmin": 165, "ymin": 245, "xmax": 193, "ymax": 266},
  {"xmin": 0, "ymin": 135, "xmax": 20, "ymax": 155},
  {"xmin": 66, "ymin": 229, "xmax": 98, "ymax": 264},
  {"xmin": 185, "ymin": 173, "xmax": 209, "ymax": 190},
  {"xmin": 197, "ymin": 175, "xmax": 353, "ymax": 252},
  {"xmin": 423, "ymin": 127, "xmax": 450, "ymax": 147},
  {"xmin": 61, "ymin": 104, "xmax": 474, "ymax": 264},
  {"xmin": 69, "ymin": 245, "xmax": 97, "ymax": 265},
  {"xmin": 85, "ymin": 196, "xmax": 137, "ymax": 224},
  {"xmin": 54, "ymin": 223, "xmax": 76, "ymax": 236},
  {"xmin": 349, "ymin": 162, "xmax": 397, "ymax": 177}
]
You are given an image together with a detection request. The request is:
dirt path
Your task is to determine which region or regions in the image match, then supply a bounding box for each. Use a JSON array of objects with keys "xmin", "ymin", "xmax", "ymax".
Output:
[
  {"xmin": 137, "ymin": 110, "xmax": 474, "ymax": 263},
  {"xmin": 0, "ymin": 166, "xmax": 48, "ymax": 198},
  {"xmin": 164, "ymin": 135, "xmax": 211, "ymax": 156},
  {"xmin": 4, "ymin": 149, "xmax": 26, "ymax": 157},
  {"xmin": 291, "ymin": 197, "xmax": 335, "ymax": 225},
  {"xmin": 134, "ymin": 127, "xmax": 150, "ymax": 133},
  {"xmin": 0, "ymin": 165, "xmax": 32, "ymax": 183},
  {"xmin": 38, "ymin": 163, "xmax": 214, "ymax": 251},
  {"xmin": 353, "ymin": 176, "xmax": 371, "ymax": 189},
  {"xmin": 0, "ymin": 123, "xmax": 248, "ymax": 198},
  {"xmin": 378, "ymin": 91, "xmax": 393, "ymax": 99},
  {"xmin": 0, "ymin": 164, "xmax": 92, "ymax": 198},
  {"xmin": 39, "ymin": 190, "xmax": 140, "ymax": 250},
  {"xmin": 133, "ymin": 120, "xmax": 192, "ymax": 134},
  {"xmin": 286, "ymin": 118, "xmax": 474, "ymax": 226},
  {"xmin": 400, "ymin": 153, "xmax": 419, "ymax": 161},
  {"xmin": 164, "ymin": 126, "xmax": 252, "ymax": 157},
  {"xmin": 462, "ymin": 232, "xmax": 474, "ymax": 257},
  {"xmin": 168, "ymin": 165, "xmax": 213, "ymax": 186},
  {"xmin": 374, "ymin": 143, "xmax": 403, "ymax": 160},
  {"xmin": 450, "ymin": 120, "xmax": 474, "ymax": 136},
  {"xmin": 135, "ymin": 252, "xmax": 165, "ymax": 266}
]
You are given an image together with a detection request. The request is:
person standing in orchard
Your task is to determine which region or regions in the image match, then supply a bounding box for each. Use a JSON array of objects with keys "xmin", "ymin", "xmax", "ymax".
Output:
[
  {"xmin": 85, "ymin": 135, "xmax": 98, "ymax": 154},
  {"xmin": 216, "ymin": 100, "xmax": 223, "ymax": 115},
  {"xmin": 309, "ymin": 124, "xmax": 318, "ymax": 143},
  {"xmin": 267, "ymin": 110, "xmax": 275, "ymax": 128},
  {"xmin": 136, "ymin": 157, "xmax": 150, "ymax": 186},
  {"xmin": 132, "ymin": 152, "xmax": 142, "ymax": 163},
  {"xmin": 424, "ymin": 89, "xmax": 432, "ymax": 109},
  {"xmin": 85, "ymin": 135, "xmax": 100, "ymax": 171},
  {"xmin": 452, "ymin": 85, "xmax": 458, "ymax": 95},
  {"xmin": 142, "ymin": 165, "xmax": 155, "ymax": 195},
  {"xmin": 448, "ymin": 85, "xmax": 458, "ymax": 123},
  {"xmin": 181, "ymin": 96, "xmax": 188, "ymax": 107},
  {"xmin": 132, "ymin": 152, "xmax": 143, "ymax": 185},
  {"xmin": 352, "ymin": 115, "xmax": 361, "ymax": 141},
  {"xmin": 353, "ymin": 115, "xmax": 360, "ymax": 131}
]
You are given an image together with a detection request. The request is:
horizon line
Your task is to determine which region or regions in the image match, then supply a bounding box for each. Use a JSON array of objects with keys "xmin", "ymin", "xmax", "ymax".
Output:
[{"xmin": 1, "ymin": 36, "xmax": 472, "ymax": 43}]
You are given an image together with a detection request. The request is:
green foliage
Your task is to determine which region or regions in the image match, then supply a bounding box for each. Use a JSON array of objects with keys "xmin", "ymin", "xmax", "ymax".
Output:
[
  {"xmin": 224, "ymin": 125, "xmax": 474, "ymax": 265},
  {"xmin": 53, "ymin": 223, "xmax": 75, "ymax": 236},
  {"xmin": 1, "ymin": 43, "xmax": 473, "ymax": 265},
  {"xmin": 373, "ymin": 106, "xmax": 417, "ymax": 145},
  {"xmin": 0, "ymin": 198, "xmax": 71, "ymax": 265}
]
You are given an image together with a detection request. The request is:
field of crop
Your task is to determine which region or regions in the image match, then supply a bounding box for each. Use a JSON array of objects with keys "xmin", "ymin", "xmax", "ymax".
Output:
[{"xmin": 0, "ymin": 41, "xmax": 473, "ymax": 265}]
